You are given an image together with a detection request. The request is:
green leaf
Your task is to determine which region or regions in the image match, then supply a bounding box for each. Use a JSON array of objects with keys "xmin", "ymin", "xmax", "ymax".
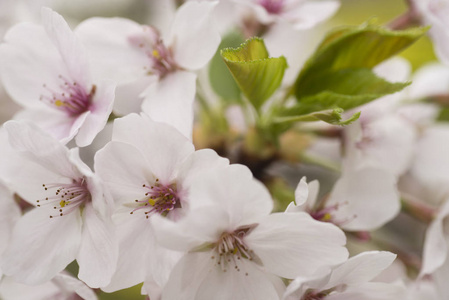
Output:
[
  {"xmin": 275, "ymin": 23, "xmax": 426, "ymax": 129},
  {"xmin": 275, "ymin": 108, "xmax": 360, "ymax": 126},
  {"xmin": 294, "ymin": 24, "xmax": 428, "ymax": 99},
  {"xmin": 221, "ymin": 37, "xmax": 288, "ymax": 110},
  {"xmin": 209, "ymin": 32, "xmax": 245, "ymax": 104},
  {"xmin": 286, "ymin": 68, "xmax": 410, "ymax": 116}
]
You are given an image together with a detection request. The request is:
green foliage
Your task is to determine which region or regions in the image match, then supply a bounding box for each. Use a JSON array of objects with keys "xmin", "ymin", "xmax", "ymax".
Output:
[
  {"xmin": 275, "ymin": 108, "xmax": 361, "ymax": 126},
  {"xmin": 221, "ymin": 37, "xmax": 287, "ymax": 110},
  {"xmin": 280, "ymin": 23, "xmax": 427, "ymax": 126},
  {"xmin": 209, "ymin": 32, "xmax": 245, "ymax": 104}
]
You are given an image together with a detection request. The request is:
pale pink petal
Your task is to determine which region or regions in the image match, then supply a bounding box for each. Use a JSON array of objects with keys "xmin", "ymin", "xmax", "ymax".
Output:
[
  {"xmin": 176, "ymin": 148, "xmax": 230, "ymax": 201},
  {"xmin": 41, "ymin": 7, "xmax": 91, "ymax": 87},
  {"xmin": 324, "ymin": 251, "xmax": 397, "ymax": 288},
  {"xmin": 161, "ymin": 252, "xmax": 215, "ymax": 300},
  {"xmin": 410, "ymin": 125, "xmax": 449, "ymax": 202},
  {"xmin": 111, "ymin": 113, "xmax": 194, "ymax": 181},
  {"xmin": 102, "ymin": 211, "xmax": 153, "ymax": 292},
  {"xmin": 141, "ymin": 71, "xmax": 196, "ymax": 139},
  {"xmin": 284, "ymin": 1, "xmax": 340, "ymax": 30},
  {"xmin": 328, "ymin": 167, "xmax": 400, "ymax": 231},
  {"xmin": 4, "ymin": 121, "xmax": 81, "ymax": 179},
  {"xmin": 186, "ymin": 164, "xmax": 273, "ymax": 227},
  {"xmin": 1, "ymin": 207, "xmax": 82, "ymax": 284},
  {"xmin": 75, "ymin": 80, "xmax": 115, "ymax": 147},
  {"xmin": 325, "ymin": 282, "xmax": 405, "ymax": 300},
  {"xmin": 169, "ymin": 1, "xmax": 221, "ymax": 70},
  {"xmin": 246, "ymin": 212, "xmax": 348, "ymax": 279},
  {"xmin": 195, "ymin": 258, "xmax": 284, "ymax": 300},
  {"xmin": 152, "ymin": 205, "xmax": 230, "ymax": 252},
  {"xmin": 55, "ymin": 273, "xmax": 98, "ymax": 300},
  {"xmin": 95, "ymin": 141, "xmax": 154, "ymax": 206},
  {"xmin": 113, "ymin": 76, "xmax": 157, "ymax": 116},
  {"xmin": 76, "ymin": 203, "xmax": 118, "ymax": 288},
  {"xmin": 75, "ymin": 17, "xmax": 150, "ymax": 83},
  {"xmin": 14, "ymin": 108, "xmax": 81, "ymax": 144},
  {"xmin": 0, "ymin": 23, "xmax": 65, "ymax": 108},
  {"xmin": 421, "ymin": 200, "xmax": 449, "ymax": 276}
]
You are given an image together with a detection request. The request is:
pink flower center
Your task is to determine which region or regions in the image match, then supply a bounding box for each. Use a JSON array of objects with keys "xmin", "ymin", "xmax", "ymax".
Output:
[
  {"xmin": 302, "ymin": 290, "xmax": 329, "ymax": 300},
  {"xmin": 258, "ymin": 0, "xmax": 284, "ymax": 14},
  {"xmin": 130, "ymin": 178, "xmax": 180, "ymax": 218},
  {"xmin": 309, "ymin": 202, "xmax": 356, "ymax": 226},
  {"xmin": 36, "ymin": 178, "xmax": 91, "ymax": 218},
  {"xmin": 129, "ymin": 26, "xmax": 178, "ymax": 77},
  {"xmin": 210, "ymin": 224, "xmax": 259, "ymax": 274},
  {"xmin": 40, "ymin": 75, "xmax": 95, "ymax": 117}
]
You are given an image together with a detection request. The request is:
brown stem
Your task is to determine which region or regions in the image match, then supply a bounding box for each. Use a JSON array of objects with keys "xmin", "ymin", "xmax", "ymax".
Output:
[
  {"xmin": 388, "ymin": 9, "xmax": 420, "ymax": 30},
  {"xmin": 401, "ymin": 193, "xmax": 436, "ymax": 224}
]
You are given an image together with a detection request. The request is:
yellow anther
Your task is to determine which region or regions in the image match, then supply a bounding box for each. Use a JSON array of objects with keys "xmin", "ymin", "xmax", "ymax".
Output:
[
  {"xmin": 322, "ymin": 213, "xmax": 332, "ymax": 221},
  {"xmin": 152, "ymin": 49, "xmax": 160, "ymax": 59}
]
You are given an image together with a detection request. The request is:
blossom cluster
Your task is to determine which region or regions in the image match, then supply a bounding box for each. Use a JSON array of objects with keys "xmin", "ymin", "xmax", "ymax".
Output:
[{"xmin": 0, "ymin": 1, "xmax": 449, "ymax": 300}]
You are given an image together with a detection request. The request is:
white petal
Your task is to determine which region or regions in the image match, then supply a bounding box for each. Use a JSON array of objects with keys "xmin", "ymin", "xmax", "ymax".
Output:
[
  {"xmin": 246, "ymin": 212, "xmax": 348, "ymax": 279},
  {"xmin": 41, "ymin": 7, "xmax": 91, "ymax": 87},
  {"xmin": 0, "ymin": 23, "xmax": 65, "ymax": 108},
  {"xmin": 152, "ymin": 205, "xmax": 230, "ymax": 252},
  {"xmin": 328, "ymin": 167, "xmax": 400, "ymax": 231},
  {"xmin": 176, "ymin": 148, "xmax": 230, "ymax": 198},
  {"xmin": 285, "ymin": 1, "xmax": 340, "ymax": 30},
  {"xmin": 111, "ymin": 113, "xmax": 195, "ymax": 181},
  {"xmin": 4, "ymin": 121, "xmax": 80, "ymax": 179},
  {"xmin": 421, "ymin": 201, "xmax": 449, "ymax": 276},
  {"xmin": 187, "ymin": 164, "xmax": 273, "ymax": 228},
  {"xmin": 141, "ymin": 71, "xmax": 196, "ymax": 139},
  {"xmin": 75, "ymin": 80, "xmax": 115, "ymax": 147},
  {"xmin": 326, "ymin": 282, "xmax": 405, "ymax": 300},
  {"xmin": 410, "ymin": 125, "xmax": 449, "ymax": 202},
  {"xmin": 324, "ymin": 251, "xmax": 397, "ymax": 288},
  {"xmin": 161, "ymin": 252, "xmax": 215, "ymax": 300},
  {"xmin": 195, "ymin": 259, "xmax": 283, "ymax": 300},
  {"xmin": 409, "ymin": 63, "xmax": 449, "ymax": 99},
  {"xmin": 54, "ymin": 273, "xmax": 98, "ymax": 300},
  {"xmin": 14, "ymin": 108, "xmax": 81, "ymax": 144},
  {"xmin": 102, "ymin": 211, "xmax": 153, "ymax": 292},
  {"xmin": 76, "ymin": 204, "xmax": 118, "ymax": 288},
  {"xmin": 95, "ymin": 141, "xmax": 154, "ymax": 205},
  {"xmin": 75, "ymin": 17, "xmax": 149, "ymax": 83},
  {"xmin": 1, "ymin": 207, "xmax": 82, "ymax": 284},
  {"xmin": 169, "ymin": 1, "xmax": 221, "ymax": 70},
  {"xmin": 113, "ymin": 76, "xmax": 157, "ymax": 116},
  {"xmin": 294, "ymin": 176, "xmax": 309, "ymax": 206}
]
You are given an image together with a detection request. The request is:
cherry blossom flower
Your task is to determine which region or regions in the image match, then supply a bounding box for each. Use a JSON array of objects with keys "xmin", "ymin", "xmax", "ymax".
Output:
[
  {"xmin": 0, "ymin": 120, "xmax": 117, "ymax": 288},
  {"xmin": 237, "ymin": 0, "xmax": 340, "ymax": 30},
  {"xmin": 0, "ymin": 7, "xmax": 115, "ymax": 147},
  {"xmin": 94, "ymin": 113, "xmax": 229, "ymax": 295},
  {"xmin": 287, "ymin": 174, "xmax": 400, "ymax": 231},
  {"xmin": 151, "ymin": 164, "xmax": 348, "ymax": 300},
  {"xmin": 283, "ymin": 251, "xmax": 405, "ymax": 300},
  {"xmin": 75, "ymin": 1, "xmax": 221, "ymax": 138},
  {"xmin": 411, "ymin": 0, "xmax": 449, "ymax": 65}
]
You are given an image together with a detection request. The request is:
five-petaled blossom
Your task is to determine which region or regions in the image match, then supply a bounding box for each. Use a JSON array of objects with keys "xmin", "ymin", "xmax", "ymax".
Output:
[
  {"xmin": 0, "ymin": 120, "xmax": 118, "ymax": 288},
  {"xmin": 75, "ymin": 1, "xmax": 221, "ymax": 138},
  {"xmin": 151, "ymin": 165, "xmax": 349, "ymax": 300},
  {"xmin": 0, "ymin": 8, "xmax": 115, "ymax": 147},
  {"xmin": 95, "ymin": 113, "xmax": 229, "ymax": 296}
]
